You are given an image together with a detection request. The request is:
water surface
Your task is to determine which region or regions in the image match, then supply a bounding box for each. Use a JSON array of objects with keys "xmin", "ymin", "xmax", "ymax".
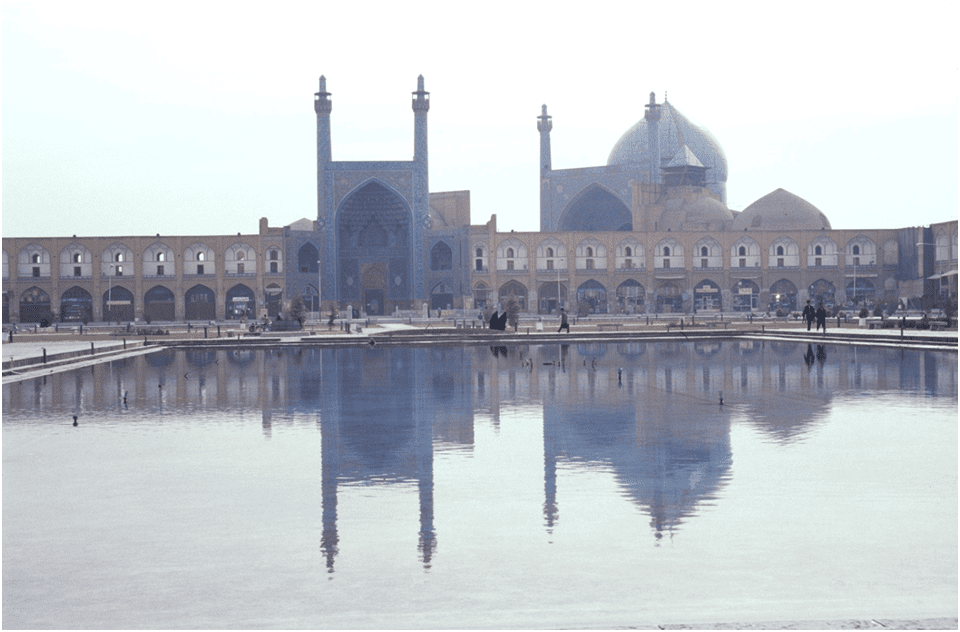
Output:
[{"xmin": 3, "ymin": 342, "xmax": 957, "ymax": 629}]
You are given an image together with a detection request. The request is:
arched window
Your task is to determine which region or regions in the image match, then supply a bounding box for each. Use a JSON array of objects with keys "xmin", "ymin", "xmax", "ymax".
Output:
[
  {"xmin": 546, "ymin": 247, "xmax": 554, "ymax": 257},
  {"xmin": 73, "ymin": 253, "xmax": 82, "ymax": 263},
  {"xmin": 115, "ymin": 253, "xmax": 124, "ymax": 262},
  {"xmin": 853, "ymin": 245, "xmax": 860, "ymax": 255},
  {"xmin": 32, "ymin": 254, "xmax": 40, "ymax": 264},
  {"xmin": 777, "ymin": 246, "xmax": 784, "ymax": 256},
  {"xmin": 815, "ymin": 245, "xmax": 822, "ymax": 255},
  {"xmin": 157, "ymin": 252, "xmax": 165, "ymax": 262},
  {"xmin": 197, "ymin": 252, "xmax": 206, "ymax": 261},
  {"xmin": 236, "ymin": 251, "xmax": 245, "ymax": 261},
  {"xmin": 298, "ymin": 243, "xmax": 320, "ymax": 273},
  {"xmin": 701, "ymin": 246, "xmax": 708, "ymax": 257},
  {"xmin": 625, "ymin": 247, "xmax": 632, "ymax": 257},
  {"xmin": 506, "ymin": 248, "xmax": 515, "ymax": 258},
  {"xmin": 476, "ymin": 247, "xmax": 483, "ymax": 258},
  {"xmin": 586, "ymin": 247, "xmax": 594, "ymax": 257},
  {"xmin": 430, "ymin": 242, "xmax": 453, "ymax": 271},
  {"xmin": 739, "ymin": 246, "xmax": 746, "ymax": 256},
  {"xmin": 663, "ymin": 246, "xmax": 670, "ymax": 257}
]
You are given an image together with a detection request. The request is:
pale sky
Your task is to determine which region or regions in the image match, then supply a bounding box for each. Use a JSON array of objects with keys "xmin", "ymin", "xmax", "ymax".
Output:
[{"xmin": 3, "ymin": 1, "xmax": 958, "ymax": 239}]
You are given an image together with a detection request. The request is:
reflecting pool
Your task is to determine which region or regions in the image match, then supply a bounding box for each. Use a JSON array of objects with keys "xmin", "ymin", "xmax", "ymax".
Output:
[{"xmin": 3, "ymin": 341, "xmax": 957, "ymax": 629}]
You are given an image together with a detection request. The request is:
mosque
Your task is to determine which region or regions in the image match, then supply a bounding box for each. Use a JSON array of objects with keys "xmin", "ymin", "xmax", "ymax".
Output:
[{"xmin": 2, "ymin": 76, "xmax": 956, "ymax": 324}]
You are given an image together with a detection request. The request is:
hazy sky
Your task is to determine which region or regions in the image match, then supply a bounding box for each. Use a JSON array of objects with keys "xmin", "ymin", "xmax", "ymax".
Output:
[{"xmin": 3, "ymin": 1, "xmax": 957, "ymax": 239}]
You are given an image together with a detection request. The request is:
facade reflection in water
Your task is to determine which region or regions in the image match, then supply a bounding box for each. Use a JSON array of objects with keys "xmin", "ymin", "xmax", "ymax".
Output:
[{"xmin": 3, "ymin": 342, "xmax": 956, "ymax": 572}]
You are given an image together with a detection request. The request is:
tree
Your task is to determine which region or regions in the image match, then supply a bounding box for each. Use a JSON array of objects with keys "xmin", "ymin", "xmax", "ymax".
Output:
[
  {"xmin": 505, "ymin": 296, "xmax": 521, "ymax": 331},
  {"xmin": 289, "ymin": 295, "xmax": 307, "ymax": 326}
]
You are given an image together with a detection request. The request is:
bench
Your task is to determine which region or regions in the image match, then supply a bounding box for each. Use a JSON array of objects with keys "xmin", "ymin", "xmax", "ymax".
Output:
[{"xmin": 706, "ymin": 321, "xmax": 729, "ymax": 329}]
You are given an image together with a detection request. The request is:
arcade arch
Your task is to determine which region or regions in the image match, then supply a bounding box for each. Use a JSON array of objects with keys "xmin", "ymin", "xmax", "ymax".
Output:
[
  {"xmin": 616, "ymin": 280, "xmax": 645, "ymax": 313},
  {"xmin": 693, "ymin": 237, "xmax": 722, "ymax": 269},
  {"xmin": 576, "ymin": 279, "xmax": 607, "ymax": 314},
  {"xmin": 144, "ymin": 286, "xmax": 175, "ymax": 322}
]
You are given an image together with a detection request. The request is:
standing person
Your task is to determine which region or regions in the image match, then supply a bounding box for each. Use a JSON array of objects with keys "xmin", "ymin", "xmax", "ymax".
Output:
[
  {"xmin": 815, "ymin": 303, "xmax": 827, "ymax": 333},
  {"xmin": 802, "ymin": 299, "xmax": 816, "ymax": 331},
  {"xmin": 558, "ymin": 308, "xmax": 570, "ymax": 333}
]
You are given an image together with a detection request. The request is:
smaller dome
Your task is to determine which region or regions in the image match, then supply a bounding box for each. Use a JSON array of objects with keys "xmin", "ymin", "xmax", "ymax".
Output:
[
  {"xmin": 685, "ymin": 196, "xmax": 734, "ymax": 225},
  {"xmin": 732, "ymin": 188, "xmax": 831, "ymax": 231},
  {"xmin": 657, "ymin": 194, "xmax": 733, "ymax": 231}
]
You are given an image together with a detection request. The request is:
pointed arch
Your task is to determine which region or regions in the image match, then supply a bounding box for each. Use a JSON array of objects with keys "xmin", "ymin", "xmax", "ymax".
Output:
[
  {"xmin": 60, "ymin": 243, "xmax": 93, "ymax": 278},
  {"xmin": 557, "ymin": 183, "xmax": 632, "ymax": 232},
  {"xmin": 575, "ymin": 238, "xmax": 606, "ymax": 271},
  {"xmin": 769, "ymin": 279, "xmax": 798, "ymax": 312},
  {"xmin": 226, "ymin": 284, "xmax": 255, "ymax": 320},
  {"xmin": 769, "ymin": 236, "xmax": 800, "ymax": 267},
  {"xmin": 430, "ymin": 241, "xmax": 453, "ymax": 271},
  {"xmin": 336, "ymin": 179, "xmax": 413, "ymax": 302},
  {"xmin": 576, "ymin": 279, "xmax": 608, "ymax": 314},
  {"xmin": 694, "ymin": 236, "xmax": 722, "ymax": 269},
  {"xmin": 18, "ymin": 244, "xmax": 51, "ymax": 279},
  {"xmin": 60, "ymin": 286, "xmax": 93, "ymax": 323},
  {"xmin": 144, "ymin": 285, "xmax": 175, "ymax": 322},
  {"xmin": 616, "ymin": 279, "xmax": 645, "ymax": 313},
  {"xmin": 103, "ymin": 285, "xmax": 134, "ymax": 322},
  {"xmin": 226, "ymin": 242, "xmax": 257, "ymax": 275},
  {"xmin": 18, "ymin": 286, "xmax": 52, "ymax": 323},
  {"xmin": 655, "ymin": 238, "xmax": 684, "ymax": 269},
  {"xmin": 298, "ymin": 242, "xmax": 320, "ymax": 273},
  {"xmin": 143, "ymin": 242, "xmax": 174, "ymax": 277},
  {"xmin": 807, "ymin": 235, "xmax": 838, "ymax": 267},
  {"xmin": 498, "ymin": 280, "xmax": 528, "ymax": 310},
  {"xmin": 844, "ymin": 235, "xmax": 876, "ymax": 266},
  {"xmin": 616, "ymin": 238, "xmax": 644, "ymax": 270},
  {"xmin": 694, "ymin": 279, "xmax": 722, "ymax": 311},
  {"xmin": 185, "ymin": 284, "xmax": 216, "ymax": 320},
  {"xmin": 185, "ymin": 242, "xmax": 215, "ymax": 276},
  {"xmin": 731, "ymin": 236, "xmax": 761, "ymax": 268},
  {"xmin": 497, "ymin": 238, "xmax": 527, "ymax": 271},
  {"xmin": 473, "ymin": 281, "xmax": 492, "ymax": 309},
  {"xmin": 536, "ymin": 237, "xmax": 566, "ymax": 271}
]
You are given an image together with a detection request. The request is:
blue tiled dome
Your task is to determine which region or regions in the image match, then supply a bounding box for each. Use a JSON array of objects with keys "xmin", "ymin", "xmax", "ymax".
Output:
[{"xmin": 607, "ymin": 101, "xmax": 728, "ymax": 202}]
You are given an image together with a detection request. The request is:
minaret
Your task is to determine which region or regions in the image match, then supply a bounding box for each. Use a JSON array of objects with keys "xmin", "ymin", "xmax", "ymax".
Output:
[
  {"xmin": 412, "ymin": 75, "xmax": 430, "ymax": 301},
  {"xmin": 644, "ymin": 91, "xmax": 660, "ymax": 185},
  {"xmin": 314, "ymin": 76, "xmax": 333, "ymax": 302},
  {"xmin": 538, "ymin": 104, "xmax": 553, "ymax": 231},
  {"xmin": 412, "ymin": 74, "xmax": 430, "ymax": 214},
  {"xmin": 314, "ymin": 75, "xmax": 332, "ymax": 210}
]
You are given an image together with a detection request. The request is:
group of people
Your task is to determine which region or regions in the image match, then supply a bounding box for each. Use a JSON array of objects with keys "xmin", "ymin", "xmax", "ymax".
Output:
[{"xmin": 802, "ymin": 299, "xmax": 829, "ymax": 332}]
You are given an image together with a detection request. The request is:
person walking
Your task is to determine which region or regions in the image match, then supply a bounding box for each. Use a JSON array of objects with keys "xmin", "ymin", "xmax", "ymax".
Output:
[
  {"xmin": 802, "ymin": 299, "xmax": 816, "ymax": 331},
  {"xmin": 558, "ymin": 308, "xmax": 570, "ymax": 333},
  {"xmin": 815, "ymin": 303, "xmax": 827, "ymax": 333}
]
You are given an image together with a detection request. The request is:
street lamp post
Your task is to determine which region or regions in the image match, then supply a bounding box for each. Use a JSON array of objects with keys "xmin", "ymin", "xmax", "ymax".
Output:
[
  {"xmin": 853, "ymin": 259, "xmax": 857, "ymax": 308},
  {"xmin": 107, "ymin": 263, "xmax": 114, "ymax": 323},
  {"xmin": 317, "ymin": 259, "xmax": 322, "ymax": 317},
  {"xmin": 556, "ymin": 257, "xmax": 564, "ymax": 314}
]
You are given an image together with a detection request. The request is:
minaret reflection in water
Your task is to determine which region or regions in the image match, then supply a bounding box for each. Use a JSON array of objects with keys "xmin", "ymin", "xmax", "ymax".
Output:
[{"xmin": 314, "ymin": 347, "xmax": 439, "ymax": 573}]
